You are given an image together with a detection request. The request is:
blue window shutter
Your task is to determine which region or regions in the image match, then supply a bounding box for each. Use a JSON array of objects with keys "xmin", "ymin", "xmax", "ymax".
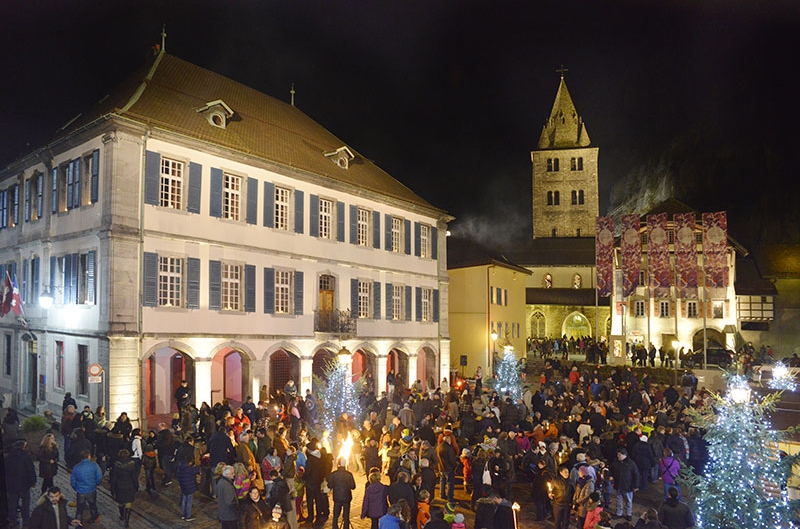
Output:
[
  {"xmin": 294, "ymin": 271, "xmax": 304, "ymax": 315},
  {"xmin": 209, "ymin": 260, "xmax": 221, "ymax": 310},
  {"xmin": 433, "ymin": 289, "xmax": 440, "ymax": 322},
  {"xmin": 349, "ymin": 205, "xmax": 358, "ymax": 245},
  {"xmin": 336, "ymin": 202, "xmax": 345, "ymax": 242},
  {"xmin": 0, "ymin": 264, "xmax": 5, "ymax": 282},
  {"xmin": 22, "ymin": 259, "xmax": 28, "ymax": 302},
  {"xmin": 187, "ymin": 257, "xmax": 200, "ymax": 309},
  {"xmin": 415, "ymin": 287, "xmax": 422, "ymax": 322},
  {"xmin": 431, "ymin": 227, "xmax": 438, "ymax": 260},
  {"xmin": 404, "ymin": 219, "xmax": 411, "ymax": 255},
  {"xmin": 37, "ymin": 173, "xmax": 44, "ymax": 217},
  {"xmin": 373, "ymin": 211, "xmax": 381, "ymax": 249},
  {"xmin": 143, "ymin": 252, "xmax": 158, "ymax": 307},
  {"xmin": 246, "ymin": 177, "xmax": 258, "ymax": 225},
  {"xmin": 49, "ymin": 257, "xmax": 56, "ymax": 296},
  {"xmin": 69, "ymin": 254, "xmax": 78, "ymax": 304},
  {"xmin": 384, "ymin": 214, "xmax": 392, "ymax": 250},
  {"xmin": 24, "ymin": 180, "xmax": 30, "ymax": 222},
  {"xmin": 51, "ymin": 168, "xmax": 57, "ymax": 214},
  {"xmin": 244, "ymin": 264, "xmax": 256, "ymax": 312},
  {"xmin": 405, "ymin": 286, "xmax": 412, "ymax": 321},
  {"xmin": 187, "ymin": 162, "xmax": 202, "ymax": 214},
  {"xmin": 351, "ymin": 278, "xmax": 359, "ymax": 318},
  {"xmin": 263, "ymin": 267, "xmax": 275, "ymax": 314},
  {"xmin": 86, "ymin": 251, "xmax": 95, "ymax": 305},
  {"xmin": 309, "ymin": 195, "xmax": 319, "ymax": 237},
  {"xmin": 32, "ymin": 257, "xmax": 40, "ymax": 306},
  {"xmin": 91, "ymin": 149, "xmax": 99, "ymax": 204},
  {"xmin": 294, "ymin": 190, "xmax": 304, "ymax": 233},
  {"xmin": 373, "ymin": 281, "xmax": 381, "ymax": 319},
  {"xmin": 144, "ymin": 150, "xmax": 160, "ymax": 206},
  {"xmin": 385, "ymin": 283, "xmax": 393, "ymax": 320},
  {"xmin": 263, "ymin": 182, "xmax": 274, "ymax": 228},
  {"xmin": 209, "ymin": 168, "xmax": 222, "ymax": 218},
  {"xmin": 72, "ymin": 158, "xmax": 81, "ymax": 209},
  {"xmin": 414, "ymin": 222, "xmax": 421, "ymax": 257},
  {"xmin": 66, "ymin": 162, "xmax": 73, "ymax": 210}
]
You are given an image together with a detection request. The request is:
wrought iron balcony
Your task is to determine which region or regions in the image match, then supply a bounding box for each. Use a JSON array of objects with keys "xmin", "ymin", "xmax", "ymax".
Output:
[{"xmin": 314, "ymin": 309, "xmax": 357, "ymax": 335}]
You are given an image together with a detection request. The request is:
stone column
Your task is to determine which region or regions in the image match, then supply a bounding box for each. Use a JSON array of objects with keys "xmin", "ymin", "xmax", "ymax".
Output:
[
  {"xmin": 407, "ymin": 353, "xmax": 418, "ymax": 387},
  {"xmin": 376, "ymin": 355, "xmax": 388, "ymax": 395},
  {"xmin": 299, "ymin": 355, "xmax": 314, "ymax": 395},
  {"xmin": 439, "ymin": 339, "xmax": 451, "ymax": 384},
  {"xmin": 249, "ymin": 359, "xmax": 267, "ymax": 403},
  {"xmin": 108, "ymin": 337, "xmax": 140, "ymax": 423},
  {"xmin": 194, "ymin": 358, "xmax": 213, "ymax": 407}
]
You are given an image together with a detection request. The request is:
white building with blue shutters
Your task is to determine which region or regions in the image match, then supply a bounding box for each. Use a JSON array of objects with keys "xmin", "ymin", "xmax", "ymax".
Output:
[{"xmin": 0, "ymin": 50, "xmax": 451, "ymax": 428}]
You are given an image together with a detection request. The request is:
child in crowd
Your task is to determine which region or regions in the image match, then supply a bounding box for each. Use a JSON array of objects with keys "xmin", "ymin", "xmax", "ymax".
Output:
[
  {"xmin": 451, "ymin": 513, "xmax": 466, "ymax": 529},
  {"xmin": 416, "ymin": 490, "xmax": 431, "ymax": 528},
  {"xmin": 176, "ymin": 459, "xmax": 200, "ymax": 521}
]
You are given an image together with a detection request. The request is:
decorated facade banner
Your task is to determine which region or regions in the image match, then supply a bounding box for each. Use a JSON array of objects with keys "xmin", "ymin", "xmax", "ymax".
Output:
[
  {"xmin": 674, "ymin": 212, "xmax": 698, "ymax": 299},
  {"xmin": 647, "ymin": 212, "xmax": 671, "ymax": 298},
  {"xmin": 703, "ymin": 211, "xmax": 729, "ymax": 289},
  {"xmin": 620, "ymin": 214, "xmax": 641, "ymax": 298},
  {"xmin": 595, "ymin": 216, "xmax": 614, "ymax": 297}
]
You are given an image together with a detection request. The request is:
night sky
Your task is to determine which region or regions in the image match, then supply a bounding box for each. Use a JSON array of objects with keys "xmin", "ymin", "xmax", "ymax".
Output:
[{"xmin": 3, "ymin": 1, "xmax": 799, "ymax": 244}]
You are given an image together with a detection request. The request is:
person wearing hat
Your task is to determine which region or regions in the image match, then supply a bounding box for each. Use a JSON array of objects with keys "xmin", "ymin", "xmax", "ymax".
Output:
[
  {"xmin": 265, "ymin": 504, "xmax": 290, "ymax": 529},
  {"xmin": 328, "ymin": 457, "xmax": 356, "ymax": 529},
  {"xmin": 610, "ymin": 448, "xmax": 640, "ymax": 521}
]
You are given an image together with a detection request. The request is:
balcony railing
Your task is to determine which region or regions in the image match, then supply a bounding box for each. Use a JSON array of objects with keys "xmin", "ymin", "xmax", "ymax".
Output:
[{"xmin": 314, "ymin": 309, "xmax": 357, "ymax": 334}]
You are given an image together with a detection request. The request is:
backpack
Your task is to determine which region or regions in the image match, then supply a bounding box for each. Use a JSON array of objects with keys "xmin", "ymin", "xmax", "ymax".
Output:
[{"xmin": 142, "ymin": 444, "xmax": 157, "ymax": 470}]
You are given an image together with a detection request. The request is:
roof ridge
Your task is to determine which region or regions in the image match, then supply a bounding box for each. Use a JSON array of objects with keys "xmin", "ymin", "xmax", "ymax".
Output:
[{"xmin": 119, "ymin": 50, "xmax": 165, "ymax": 114}]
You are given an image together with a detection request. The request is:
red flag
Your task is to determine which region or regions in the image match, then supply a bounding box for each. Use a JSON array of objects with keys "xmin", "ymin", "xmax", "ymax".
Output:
[
  {"xmin": 0, "ymin": 273, "xmax": 11, "ymax": 317},
  {"xmin": 9, "ymin": 275, "xmax": 22, "ymax": 316}
]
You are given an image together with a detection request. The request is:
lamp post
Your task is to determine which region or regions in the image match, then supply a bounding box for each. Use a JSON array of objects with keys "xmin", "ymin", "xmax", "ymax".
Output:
[
  {"xmin": 490, "ymin": 332, "xmax": 498, "ymax": 372},
  {"xmin": 39, "ymin": 288, "xmax": 54, "ymax": 310}
]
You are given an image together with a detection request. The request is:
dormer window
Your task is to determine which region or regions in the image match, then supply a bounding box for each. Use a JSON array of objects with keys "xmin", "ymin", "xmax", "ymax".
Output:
[
  {"xmin": 197, "ymin": 99, "xmax": 234, "ymax": 129},
  {"xmin": 324, "ymin": 146, "xmax": 355, "ymax": 170}
]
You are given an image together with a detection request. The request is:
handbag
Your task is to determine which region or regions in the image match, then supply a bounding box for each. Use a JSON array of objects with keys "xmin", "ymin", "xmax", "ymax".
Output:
[{"xmin": 482, "ymin": 462, "xmax": 492, "ymax": 485}]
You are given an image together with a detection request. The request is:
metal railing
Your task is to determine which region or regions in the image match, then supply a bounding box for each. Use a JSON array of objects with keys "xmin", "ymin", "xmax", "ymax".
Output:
[{"xmin": 313, "ymin": 309, "xmax": 357, "ymax": 334}]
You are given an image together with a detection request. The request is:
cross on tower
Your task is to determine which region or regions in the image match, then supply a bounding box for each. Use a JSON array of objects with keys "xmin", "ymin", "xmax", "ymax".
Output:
[{"xmin": 556, "ymin": 64, "xmax": 568, "ymax": 78}]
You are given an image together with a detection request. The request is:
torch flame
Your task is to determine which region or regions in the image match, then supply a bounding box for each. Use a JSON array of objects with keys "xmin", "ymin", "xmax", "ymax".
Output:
[{"xmin": 337, "ymin": 432, "xmax": 353, "ymax": 464}]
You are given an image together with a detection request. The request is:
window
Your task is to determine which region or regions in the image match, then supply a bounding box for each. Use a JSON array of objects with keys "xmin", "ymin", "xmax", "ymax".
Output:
[
  {"xmin": 55, "ymin": 341, "xmax": 64, "ymax": 389},
  {"xmin": 159, "ymin": 157, "xmax": 184, "ymax": 209},
  {"xmin": 496, "ymin": 287, "xmax": 502, "ymax": 305},
  {"xmin": 158, "ymin": 256, "xmax": 183, "ymax": 307},
  {"xmin": 53, "ymin": 252, "xmax": 96, "ymax": 305},
  {"xmin": 546, "ymin": 158, "xmax": 560, "ymax": 172},
  {"xmin": 712, "ymin": 301, "xmax": 724, "ymax": 319},
  {"xmin": 421, "ymin": 288, "xmax": 433, "ymax": 321},
  {"xmin": 3, "ymin": 184, "xmax": 19, "ymax": 227},
  {"xmin": 544, "ymin": 273, "xmax": 553, "ymax": 289},
  {"xmin": 391, "ymin": 217, "xmax": 403, "ymax": 252},
  {"xmin": 639, "ymin": 270, "xmax": 646, "ymax": 286},
  {"xmin": 570, "ymin": 157, "xmax": 583, "ymax": 171},
  {"xmin": 274, "ymin": 186, "xmax": 291, "ymax": 230},
  {"xmin": 490, "ymin": 286, "xmax": 495, "ymax": 304},
  {"xmin": 392, "ymin": 285, "xmax": 404, "ymax": 320},
  {"xmin": 221, "ymin": 263, "xmax": 242, "ymax": 311},
  {"xmin": 275, "ymin": 270, "xmax": 293, "ymax": 314},
  {"xmin": 573, "ymin": 274, "xmax": 582, "ymax": 289},
  {"xmin": 503, "ymin": 289, "xmax": 508, "ymax": 306},
  {"xmin": 551, "ymin": 228, "xmax": 557, "ymax": 237},
  {"xmin": 3, "ymin": 334, "xmax": 10, "ymax": 376},
  {"xmin": 686, "ymin": 301, "xmax": 698, "ymax": 318},
  {"xmin": 554, "ymin": 191, "xmax": 560, "ymax": 205},
  {"xmin": 419, "ymin": 224, "xmax": 430, "ymax": 258},
  {"xmin": 634, "ymin": 300, "xmax": 646, "ymax": 317},
  {"xmin": 0, "ymin": 189, "xmax": 7, "ymax": 228},
  {"xmin": 578, "ymin": 190, "xmax": 584, "ymax": 204},
  {"xmin": 78, "ymin": 345, "xmax": 88, "ymax": 396},
  {"xmin": 357, "ymin": 280, "xmax": 372, "ymax": 319},
  {"xmin": 547, "ymin": 191, "xmax": 553, "ymax": 206},
  {"xmin": 571, "ymin": 190, "xmax": 577, "ymax": 205},
  {"xmin": 222, "ymin": 173, "xmax": 242, "ymax": 221},
  {"xmin": 576, "ymin": 228, "xmax": 581, "ymax": 237},
  {"xmin": 659, "ymin": 300, "xmax": 670, "ymax": 318},
  {"xmin": 357, "ymin": 208, "xmax": 371, "ymax": 246},
  {"xmin": 319, "ymin": 198, "xmax": 333, "ymax": 239}
]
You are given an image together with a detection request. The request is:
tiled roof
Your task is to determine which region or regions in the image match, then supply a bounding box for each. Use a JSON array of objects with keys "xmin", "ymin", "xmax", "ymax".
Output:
[
  {"xmin": 734, "ymin": 257, "xmax": 778, "ymax": 296},
  {"xmin": 56, "ymin": 53, "xmax": 442, "ymax": 214},
  {"xmin": 753, "ymin": 245, "xmax": 800, "ymax": 279},
  {"xmin": 447, "ymin": 236, "xmax": 530, "ymax": 274}
]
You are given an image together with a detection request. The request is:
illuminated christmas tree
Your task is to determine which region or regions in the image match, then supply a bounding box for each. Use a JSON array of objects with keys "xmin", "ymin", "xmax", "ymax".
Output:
[
  {"xmin": 683, "ymin": 376, "xmax": 798, "ymax": 529},
  {"xmin": 767, "ymin": 362, "xmax": 798, "ymax": 392},
  {"xmin": 494, "ymin": 346, "xmax": 522, "ymax": 401},
  {"xmin": 315, "ymin": 348, "xmax": 362, "ymax": 435}
]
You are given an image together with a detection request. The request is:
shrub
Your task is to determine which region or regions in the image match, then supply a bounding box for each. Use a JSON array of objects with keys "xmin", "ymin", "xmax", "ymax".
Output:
[{"xmin": 21, "ymin": 414, "xmax": 50, "ymax": 433}]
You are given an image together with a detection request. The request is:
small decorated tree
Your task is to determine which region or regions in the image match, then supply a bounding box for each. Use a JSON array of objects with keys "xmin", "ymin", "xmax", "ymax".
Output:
[
  {"xmin": 314, "ymin": 349, "xmax": 362, "ymax": 435},
  {"xmin": 683, "ymin": 375, "xmax": 798, "ymax": 529},
  {"xmin": 494, "ymin": 345, "xmax": 523, "ymax": 401}
]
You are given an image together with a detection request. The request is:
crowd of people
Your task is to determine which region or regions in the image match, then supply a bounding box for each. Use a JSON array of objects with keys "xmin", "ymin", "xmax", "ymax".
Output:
[{"xmin": 3, "ymin": 353, "xmax": 713, "ymax": 529}]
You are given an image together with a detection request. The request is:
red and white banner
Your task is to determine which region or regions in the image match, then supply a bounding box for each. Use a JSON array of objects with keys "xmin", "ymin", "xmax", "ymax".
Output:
[
  {"xmin": 620, "ymin": 214, "xmax": 641, "ymax": 298},
  {"xmin": 703, "ymin": 211, "xmax": 728, "ymax": 289},
  {"xmin": 647, "ymin": 212, "xmax": 671, "ymax": 298},
  {"xmin": 673, "ymin": 212, "xmax": 698, "ymax": 299},
  {"xmin": 595, "ymin": 216, "xmax": 614, "ymax": 298}
]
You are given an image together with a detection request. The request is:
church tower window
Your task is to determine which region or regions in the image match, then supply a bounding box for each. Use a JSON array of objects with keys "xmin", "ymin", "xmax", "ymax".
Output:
[
  {"xmin": 554, "ymin": 191, "xmax": 560, "ymax": 205},
  {"xmin": 578, "ymin": 190, "xmax": 585, "ymax": 204},
  {"xmin": 544, "ymin": 273, "xmax": 553, "ymax": 288},
  {"xmin": 571, "ymin": 190, "xmax": 577, "ymax": 205},
  {"xmin": 547, "ymin": 191, "xmax": 553, "ymax": 206}
]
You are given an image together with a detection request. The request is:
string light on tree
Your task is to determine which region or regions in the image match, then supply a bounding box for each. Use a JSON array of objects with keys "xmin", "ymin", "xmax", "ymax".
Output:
[
  {"xmin": 767, "ymin": 362, "xmax": 797, "ymax": 392},
  {"xmin": 314, "ymin": 347, "xmax": 362, "ymax": 435},
  {"xmin": 683, "ymin": 375, "xmax": 798, "ymax": 529},
  {"xmin": 494, "ymin": 338, "xmax": 522, "ymax": 401}
]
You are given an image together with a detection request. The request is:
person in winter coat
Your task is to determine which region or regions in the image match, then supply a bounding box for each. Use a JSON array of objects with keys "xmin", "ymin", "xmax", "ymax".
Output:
[
  {"xmin": 216, "ymin": 465, "xmax": 239, "ymax": 529},
  {"xmin": 176, "ymin": 459, "xmax": 201, "ymax": 521},
  {"xmin": 29, "ymin": 487, "xmax": 82, "ymax": 529},
  {"xmin": 304, "ymin": 440, "xmax": 325, "ymax": 524},
  {"xmin": 37, "ymin": 433, "xmax": 60, "ymax": 494},
  {"xmin": 70, "ymin": 450, "xmax": 103, "ymax": 524},
  {"xmin": 435, "ymin": 435, "xmax": 458, "ymax": 503},
  {"xmin": 328, "ymin": 458, "xmax": 357, "ymax": 529},
  {"xmin": 208, "ymin": 427, "xmax": 236, "ymax": 468},
  {"xmin": 111, "ymin": 449, "xmax": 139, "ymax": 527},
  {"xmin": 573, "ymin": 465, "xmax": 596, "ymax": 529},
  {"xmin": 658, "ymin": 487, "xmax": 695, "ymax": 529},
  {"xmin": 5, "ymin": 439, "xmax": 37, "ymax": 528},
  {"xmin": 142, "ymin": 443, "xmax": 158, "ymax": 496},
  {"xmin": 549, "ymin": 466, "xmax": 575, "ymax": 529},
  {"xmin": 584, "ymin": 492, "xmax": 604, "ymax": 529},
  {"xmin": 377, "ymin": 503, "xmax": 404, "ymax": 529},
  {"xmin": 610, "ymin": 448, "xmax": 640, "ymax": 521},
  {"xmin": 658, "ymin": 449, "xmax": 682, "ymax": 500},
  {"xmin": 630, "ymin": 434, "xmax": 655, "ymax": 491},
  {"xmin": 240, "ymin": 487, "xmax": 271, "ymax": 529},
  {"xmin": 361, "ymin": 471, "xmax": 389, "ymax": 529}
]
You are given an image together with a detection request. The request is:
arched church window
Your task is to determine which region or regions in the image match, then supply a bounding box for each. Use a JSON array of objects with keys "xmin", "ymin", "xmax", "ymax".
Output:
[
  {"xmin": 571, "ymin": 190, "xmax": 577, "ymax": 205},
  {"xmin": 554, "ymin": 191, "xmax": 560, "ymax": 205},
  {"xmin": 573, "ymin": 274, "xmax": 582, "ymax": 289},
  {"xmin": 553, "ymin": 158, "xmax": 560, "ymax": 171},
  {"xmin": 544, "ymin": 273, "xmax": 553, "ymax": 289},
  {"xmin": 547, "ymin": 191, "xmax": 553, "ymax": 205},
  {"xmin": 579, "ymin": 190, "xmax": 585, "ymax": 204},
  {"xmin": 547, "ymin": 159, "xmax": 553, "ymax": 172}
]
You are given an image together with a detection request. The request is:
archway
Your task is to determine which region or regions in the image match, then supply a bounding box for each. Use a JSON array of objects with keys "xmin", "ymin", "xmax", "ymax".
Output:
[
  {"xmin": 417, "ymin": 347, "xmax": 438, "ymax": 392},
  {"xmin": 692, "ymin": 328, "xmax": 726, "ymax": 352},
  {"xmin": 269, "ymin": 350, "xmax": 300, "ymax": 400},
  {"xmin": 211, "ymin": 347, "xmax": 249, "ymax": 409},
  {"xmin": 352, "ymin": 349, "xmax": 376, "ymax": 390},
  {"xmin": 387, "ymin": 348, "xmax": 409, "ymax": 388},
  {"xmin": 562, "ymin": 311, "xmax": 591, "ymax": 340},
  {"xmin": 145, "ymin": 346, "xmax": 195, "ymax": 416},
  {"xmin": 313, "ymin": 349, "xmax": 336, "ymax": 381}
]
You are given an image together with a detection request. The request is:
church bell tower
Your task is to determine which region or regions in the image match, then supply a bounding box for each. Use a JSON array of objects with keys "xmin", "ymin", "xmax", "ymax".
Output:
[{"xmin": 531, "ymin": 69, "xmax": 599, "ymax": 239}]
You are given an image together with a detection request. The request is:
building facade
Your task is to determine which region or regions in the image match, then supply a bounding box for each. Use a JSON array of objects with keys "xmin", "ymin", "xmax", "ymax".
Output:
[{"xmin": 0, "ymin": 52, "xmax": 451, "ymax": 427}]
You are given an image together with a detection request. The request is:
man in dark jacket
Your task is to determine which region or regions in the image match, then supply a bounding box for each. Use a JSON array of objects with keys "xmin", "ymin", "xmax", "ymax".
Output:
[
  {"xmin": 549, "ymin": 466, "xmax": 574, "ymax": 529},
  {"xmin": 5, "ymin": 439, "xmax": 37, "ymax": 528},
  {"xmin": 328, "ymin": 458, "xmax": 356, "ymax": 529},
  {"xmin": 304, "ymin": 441, "xmax": 325, "ymax": 524},
  {"xmin": 658, "ymin": 486, "xmax": 695, "ymax": 529},
  {"xmin": 216, "ymin": 465, "xmax": 238, "ymax": 529},
  {"xmin": 610, "ymin": 448, "xmax": 640, "ymax": 521},
  {"xmin": 435, "ymin": 435, "xmax": 458, "ymax": 503},
  {"xmin": 207, "ymin": 427, "xmax": 234, "ymax": 468},
  {"xmin": 29, "ymin": 487, "xmax": 81, "ymax": 529}
]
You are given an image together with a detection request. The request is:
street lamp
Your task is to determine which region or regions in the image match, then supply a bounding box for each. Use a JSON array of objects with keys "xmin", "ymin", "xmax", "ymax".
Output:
[
  {"xmin": 337, "ymin": 346, "xmax": 352, "ymax": 363},
  {"xmin": 491, "ymin": 332, "xmax": 498, "ymax": 353},
  {"xmin": 728, "ymin": 376, "xmax": 752, "ymax": 404},
  {"xmin": 39, "ymin": 287, "xmax": 54, "ymax": 309}
]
